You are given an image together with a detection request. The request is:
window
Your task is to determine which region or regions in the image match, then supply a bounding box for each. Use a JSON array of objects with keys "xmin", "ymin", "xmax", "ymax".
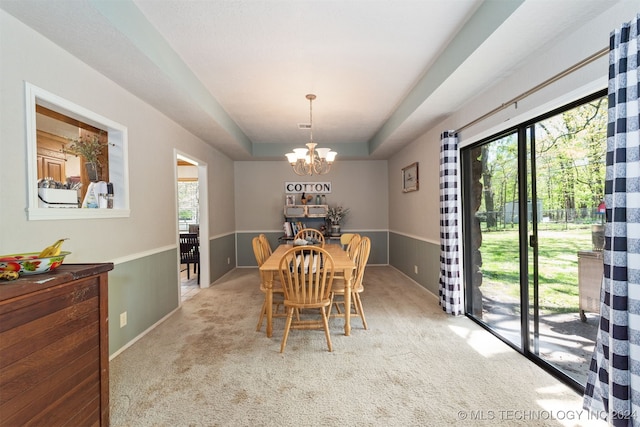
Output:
[
  {"xmin": 25, "ymin": 82, "xmax": 130, "ymax": 220},
  {"xmin": 178, "ymin": 182, "xmax": 199, "ymax": 232}
]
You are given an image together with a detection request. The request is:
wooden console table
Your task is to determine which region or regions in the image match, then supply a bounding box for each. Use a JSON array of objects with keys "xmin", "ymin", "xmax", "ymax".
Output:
[{"xmin": 0, "ymin": 263, "xmax": 113, "ymax": 426}]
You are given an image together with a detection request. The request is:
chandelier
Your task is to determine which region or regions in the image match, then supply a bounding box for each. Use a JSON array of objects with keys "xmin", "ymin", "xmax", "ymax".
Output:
[{"xmin": 285, "ymin": 94, "xmax": 337, "ymax": 176}]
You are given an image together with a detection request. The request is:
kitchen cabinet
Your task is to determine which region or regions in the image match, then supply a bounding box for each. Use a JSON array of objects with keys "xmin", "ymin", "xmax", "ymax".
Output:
[
  {"xmin": 0, "ymin": 263, "xmax": 113, "ymax": 426},
  {"xmin": 36, "ymin": 130, "xmax": 67, "ymax": 182}
]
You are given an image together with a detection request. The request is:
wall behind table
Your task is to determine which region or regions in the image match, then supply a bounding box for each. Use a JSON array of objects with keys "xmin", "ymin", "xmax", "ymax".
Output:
[{"xmin": 234, "ymin": 160, "xmax": 389, "ymax": 266}]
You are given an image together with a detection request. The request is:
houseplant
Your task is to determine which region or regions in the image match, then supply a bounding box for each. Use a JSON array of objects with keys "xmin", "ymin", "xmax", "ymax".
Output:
[
  {"xmin": 65, "ymin": 132, "xmax": 110, "ymax": 182},
  {"xmin": 327, "ymin": 205, "xmax": 350, "ymax": 236}
]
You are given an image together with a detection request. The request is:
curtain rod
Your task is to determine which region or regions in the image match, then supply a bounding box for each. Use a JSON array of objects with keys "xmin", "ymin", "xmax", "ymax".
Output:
[{"xmin": 455, "ymin": 46, "xmax": 609, "ymax": 134}]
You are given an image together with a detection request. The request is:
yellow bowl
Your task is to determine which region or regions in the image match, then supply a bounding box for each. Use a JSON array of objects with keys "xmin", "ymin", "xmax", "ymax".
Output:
[{"xmin": 0, "ymin": 251, "xmax": 71, "ymax": 275}]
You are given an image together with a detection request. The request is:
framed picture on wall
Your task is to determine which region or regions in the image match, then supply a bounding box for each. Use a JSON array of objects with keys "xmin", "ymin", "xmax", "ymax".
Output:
[{"xmin": 402, "ymin": 162, "xmax": 419, "ymax": 193}]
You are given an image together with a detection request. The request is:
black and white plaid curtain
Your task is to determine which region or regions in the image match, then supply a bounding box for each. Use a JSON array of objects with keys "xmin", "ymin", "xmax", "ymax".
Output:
[
  {"xmin": 583, "ymin": 14, "xmax": 640, "ymax": 426},
  {"xmin": 439, "ymin": 130, "xmax": 463, "ymax": 315}
]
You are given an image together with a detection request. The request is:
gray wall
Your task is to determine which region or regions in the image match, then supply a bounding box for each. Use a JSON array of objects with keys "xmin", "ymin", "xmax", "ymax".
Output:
[
  {"xmin": 108, "ymin": 250, "xmax": 179, "ymax": 355},
  {"xmin": 389, "ymin": 233, "xmax": 440, "ymax": 295},
  {"xmin": 210, "ymin": 233, "xmax": 236, "ymax": 279},
  {"xmin": 234, "ymin": 160, "xmax": 389, "ymax": 265}
]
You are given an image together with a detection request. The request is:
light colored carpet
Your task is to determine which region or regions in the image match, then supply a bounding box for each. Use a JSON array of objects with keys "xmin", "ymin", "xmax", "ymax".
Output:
[{"xmin": 110, "ymin": 266, "xmax": 605, "ymax": 426}]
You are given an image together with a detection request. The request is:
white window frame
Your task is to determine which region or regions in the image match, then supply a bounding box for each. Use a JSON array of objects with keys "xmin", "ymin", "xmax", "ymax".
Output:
[{"xmin": 25, "ymin": 82, "xmax": 130, "ymax": 220}]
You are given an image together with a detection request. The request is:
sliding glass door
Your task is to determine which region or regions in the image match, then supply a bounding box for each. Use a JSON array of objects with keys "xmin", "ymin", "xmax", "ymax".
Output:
[
  {"xmin": 464, "ymin": 132, "xmax": 523, "ymax": 348},
  {"xmin": 462, "ymin": 91, "xmax": 606, "ymax": 390}
]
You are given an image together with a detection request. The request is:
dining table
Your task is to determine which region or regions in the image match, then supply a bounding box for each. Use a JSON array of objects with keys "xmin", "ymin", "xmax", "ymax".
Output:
[{"xmin": 259, "ymin": 243, "xmax": 356, "ymax": 338}]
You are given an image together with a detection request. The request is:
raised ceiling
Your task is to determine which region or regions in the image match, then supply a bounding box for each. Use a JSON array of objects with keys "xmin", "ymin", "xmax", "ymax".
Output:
[{"xmin": 1, "ymin": 0, "xmax": 619, "ymax": 160}]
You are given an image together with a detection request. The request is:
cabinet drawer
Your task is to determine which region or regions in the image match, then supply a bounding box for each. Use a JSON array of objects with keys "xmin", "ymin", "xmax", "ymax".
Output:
[
  {"xmin": 307, "ymin": 205, "xmax": 328, "ymax": 217},
  {"xmin": 284, "ymin": 205, "xmax": 306, "ymax": 217}
]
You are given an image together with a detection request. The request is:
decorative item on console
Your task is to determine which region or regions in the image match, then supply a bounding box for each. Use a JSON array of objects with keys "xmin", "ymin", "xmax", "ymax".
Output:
[
  {"xmin": 300, "ymin": 192, "xmax": 314, "ymax": 205},
  {"xmin": 327, "ymin": 205, "xmax": 349, "ymax": 236}
]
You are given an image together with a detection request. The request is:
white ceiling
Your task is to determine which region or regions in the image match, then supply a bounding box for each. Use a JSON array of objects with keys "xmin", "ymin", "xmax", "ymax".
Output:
[{"xmin": 0, "ymin": 0, "xmax": 620, "ymax": 160}]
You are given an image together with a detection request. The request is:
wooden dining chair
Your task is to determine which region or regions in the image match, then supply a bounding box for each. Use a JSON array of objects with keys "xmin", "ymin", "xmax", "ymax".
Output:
[
  {"xmin": 293, "ymin": 228, "xmax": 325, "ymax": 247},
  {"xmin": 253, "ymin": 236, "xmax": 286, "ymax": 332},
  {"xmin": 179, "ymin": 233, "xmax": 200, "ymax": 284},
  {"xmin": 340, "ymin": 233, "xmax": 356, "ymax": 249},
  {"xmin": 258, "ymin": 233, "xmax": 273, "ymax": 256},
  {"xmin": 328, "ymin": 236, "xmax": 371, "ymax": 330},
  {"xmin": 278, "ymin": 245, "xmax": 335, "ymax": 352},
  {"xmin": 332, "ymin": 234, "xmax": 360, "ymax": 286},
  {"xmin": 345, "ymin": 234, "xmax": 361, "ymax": 260}
]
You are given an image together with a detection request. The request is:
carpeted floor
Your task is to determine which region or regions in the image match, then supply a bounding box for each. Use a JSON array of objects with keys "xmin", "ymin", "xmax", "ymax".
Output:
[{"xmin": 110, "ymin": 266, "xmax": 606, "ymax": 426}]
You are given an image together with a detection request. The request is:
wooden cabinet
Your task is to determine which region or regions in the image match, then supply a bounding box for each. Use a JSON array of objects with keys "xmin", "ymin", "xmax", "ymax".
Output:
[
  {"xmin": 0, "ymin": 263, "xmax": 113, "ymax": 426},
  {"xmin": 284, "ymin": 204, "xmax": 328, "ymax": 218},
  {"xmin": 36, "ymin": 130, "xmax": 67, "ymax": 182},
  {"xmin": 283, "ymin": 204, "xmax": 329, "ymax": 239}
]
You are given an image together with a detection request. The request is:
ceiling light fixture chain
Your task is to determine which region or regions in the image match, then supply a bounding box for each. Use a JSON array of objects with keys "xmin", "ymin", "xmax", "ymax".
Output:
[{"xmin": 285, "ymin": 94, "xmax": 337, "ymax": 176}]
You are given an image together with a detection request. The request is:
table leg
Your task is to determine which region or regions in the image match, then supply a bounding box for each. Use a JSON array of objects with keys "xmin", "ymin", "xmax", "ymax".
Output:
[
  {"xmin": 265, "ymin": 271, "xmax": 273, "ymax": 338},
  {"xmin": 343, "ymin": 268, "xmax": 352, "ymax": 336}
]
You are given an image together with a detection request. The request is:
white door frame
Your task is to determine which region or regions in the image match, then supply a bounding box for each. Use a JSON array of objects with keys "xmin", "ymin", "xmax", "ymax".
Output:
[{"xmin": 175, "ymin": 150, "xmax": 210, "ymax": 300}]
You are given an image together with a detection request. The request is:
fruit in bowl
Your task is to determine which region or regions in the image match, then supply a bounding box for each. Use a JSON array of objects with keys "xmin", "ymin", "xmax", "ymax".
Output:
[{"xmin": 0, "ymin": 251, "xmax": 71, "ymax": 276}]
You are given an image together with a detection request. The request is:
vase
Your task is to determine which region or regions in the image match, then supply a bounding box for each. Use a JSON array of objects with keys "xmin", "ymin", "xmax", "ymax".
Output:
[
  {"xmin": 330, "ymin": 224, "xmax": 341, "ymax": 236},
  {"xmin": 85, "ymin": 162, "xmax": 99, "ymax": 182}
]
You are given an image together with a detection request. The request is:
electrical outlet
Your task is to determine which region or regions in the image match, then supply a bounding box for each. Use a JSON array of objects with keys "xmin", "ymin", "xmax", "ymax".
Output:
[
  {"xmin": 120, "ymin": 311, "xmax": 127, "ymax": 328},
  {"xmin": 414, "ymin": 265, "xmax": 418, "ymax": 274},
  {"xmin": 227, "ymin": 257, "xmax": 230, "ymax": 265}
]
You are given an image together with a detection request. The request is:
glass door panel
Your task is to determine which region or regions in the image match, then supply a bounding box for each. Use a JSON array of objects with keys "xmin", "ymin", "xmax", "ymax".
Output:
[
  {"xmin": 527, "ymin": 98, "xmax": 606, "ymax": 386},
  {"xmin": 465, "ymin": 132, "xmax": 522, "ymax": 348}
]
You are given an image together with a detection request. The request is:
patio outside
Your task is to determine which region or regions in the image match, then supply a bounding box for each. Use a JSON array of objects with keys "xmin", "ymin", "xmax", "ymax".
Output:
[{"xmin": 478, "ymin": 225, "xmax": 600, "ymax": 386}]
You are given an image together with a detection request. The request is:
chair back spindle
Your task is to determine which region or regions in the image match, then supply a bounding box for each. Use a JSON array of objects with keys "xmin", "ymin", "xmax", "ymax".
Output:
[
  {"xmin": 278, "ymin": 245, "xmax": 335, "ymax": 352},
  {"xmin": 293, "ymin": 228, "xmax": 325, "ymax": 247}
]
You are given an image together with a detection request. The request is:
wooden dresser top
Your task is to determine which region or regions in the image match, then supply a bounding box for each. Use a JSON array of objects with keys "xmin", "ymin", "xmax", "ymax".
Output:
[{"xmin": 0, "ymin": 263, "xmax": 114, "ymax": 301}]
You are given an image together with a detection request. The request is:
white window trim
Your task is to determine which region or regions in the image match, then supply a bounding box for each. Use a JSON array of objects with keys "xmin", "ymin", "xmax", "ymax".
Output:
[{"xmin": 25, "ymin": 82, "xmax": 130, "ymax": 220}]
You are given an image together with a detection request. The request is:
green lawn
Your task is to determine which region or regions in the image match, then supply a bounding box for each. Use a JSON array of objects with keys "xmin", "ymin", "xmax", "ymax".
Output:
[{"xmin": 479, "ymin": 226, "xmax": 593, "ymax": 314}]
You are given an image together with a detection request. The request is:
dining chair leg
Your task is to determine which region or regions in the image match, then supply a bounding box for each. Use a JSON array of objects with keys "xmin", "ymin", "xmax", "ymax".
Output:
[
  {"xmin": 280, "ymin": 308, "xmax": 294, "ymax": 353},
  {"xmin": 256, "ymin": 298, "xmax": 267, "ymax": 331},
  {"xmin": 321, "ymin": 308, "xmax": 333, "ymax": 352},
  {"xmin": 327, "ymin": 293, "xmax": 344, "ymax": 318},
  {"xmin": 354, "ymin": 293, "xmax": 368, "ymax": 330}
]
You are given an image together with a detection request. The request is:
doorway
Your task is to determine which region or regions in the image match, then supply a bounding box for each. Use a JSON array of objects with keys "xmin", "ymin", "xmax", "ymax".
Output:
[
  {"xmin": 462, "ymin": 90, "xmax": 606, "ymax": 391},
  {"xmin": 175, "ymin": 152, "xmax": 210, "ymax": 303}
]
